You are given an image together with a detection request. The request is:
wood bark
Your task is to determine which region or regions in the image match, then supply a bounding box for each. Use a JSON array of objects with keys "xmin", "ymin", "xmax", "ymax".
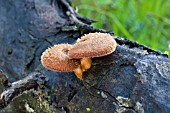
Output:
[{"xmin": 0, "ymin": 0, "xmax": 169, "ymax": 113}]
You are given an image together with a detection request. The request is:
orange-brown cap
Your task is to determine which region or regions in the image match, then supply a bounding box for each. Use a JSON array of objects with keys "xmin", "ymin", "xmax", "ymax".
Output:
[
  {"xmin": 68, "ymin": 33, "xmax": 117, "ymax": 59},
  {"xmin": 41, "ymin": 44, "xmax": 80, "ymax": 71}
]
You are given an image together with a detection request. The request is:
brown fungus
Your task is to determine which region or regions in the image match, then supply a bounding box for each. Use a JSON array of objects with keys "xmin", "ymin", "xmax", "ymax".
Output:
[
  {"xmin": 68, "ymin": 32, "xmax": 117, "ymax": 59},
  {"xmin": 41, "ymin": 33, "xmax": 117, "ymax": 80},
  {"xmin": 70, "ymin": 32, "xmax": 117, "ymax": 79},
  {"xmin": 41, "ymin": 44, "xmax": 80, "ymax": 71}
]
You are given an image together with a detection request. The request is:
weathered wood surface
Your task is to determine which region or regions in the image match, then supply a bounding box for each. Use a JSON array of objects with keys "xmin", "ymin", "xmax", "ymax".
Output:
[{"xmin": 0, "ymin": 0, "xmax": 170, "ymax": 113}]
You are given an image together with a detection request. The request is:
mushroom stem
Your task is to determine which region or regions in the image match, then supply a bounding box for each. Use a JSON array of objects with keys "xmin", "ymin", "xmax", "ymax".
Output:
[
  {"xmin": 81, "ymin": 58, "xmax": 92, "ymax": 72},
  {"xmin": 73, "ymin": 66, "xmax": 83, "ymax": 80},
  {"xmin": 73, "ymin": 58, "xmax": 92, "ymax": 79}
]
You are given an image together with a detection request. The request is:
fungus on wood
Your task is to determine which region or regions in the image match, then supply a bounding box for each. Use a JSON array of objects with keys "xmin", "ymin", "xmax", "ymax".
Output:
[
  {"xmin": 41, "ymin": 33, "xmax": 117, "ymax": 79},
  {"xmin": 0, "ymin": 0, "xmax": 170, "ymax": 113},
  {"xmin": 41, "ymin": 44, "xmax": 80, "ymax": 71}
]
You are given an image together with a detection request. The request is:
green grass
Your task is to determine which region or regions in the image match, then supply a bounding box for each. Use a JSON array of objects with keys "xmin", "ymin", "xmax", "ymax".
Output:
[{"xmin": 72, "ymin": 0, "xmax": 170, "ymax": 57}]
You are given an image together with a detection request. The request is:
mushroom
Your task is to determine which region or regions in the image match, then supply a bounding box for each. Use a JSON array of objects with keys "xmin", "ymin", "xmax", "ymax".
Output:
[
  {"xmin": 68, "ymin": 32, "xmax": 117, "ymax": 59},
  {"xmin": 41, "ymin": 32, "xmax": 117, "ymax": 80},
  {"xmin": 69, "ymin": 32, "xmax": 117, "ymax": 79},
  {"xmin": 41, "ymin": 44, "xmax": 80, "ymax": 71}
]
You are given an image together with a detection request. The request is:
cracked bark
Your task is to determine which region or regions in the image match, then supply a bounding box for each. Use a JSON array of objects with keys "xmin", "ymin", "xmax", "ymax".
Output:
[
  {"xmin": 0, "ymin": 0, "xmax": 170, "ymax": 113},
  {"xmin": 0, "ymin": 72, "xmax": 46, "ymax": 109}
]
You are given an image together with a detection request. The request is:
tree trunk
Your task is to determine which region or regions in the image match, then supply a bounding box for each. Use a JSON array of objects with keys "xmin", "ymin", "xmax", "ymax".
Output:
[{"xmin": 0, "ymin": 0, "xmax": 169, "ymax": 113}]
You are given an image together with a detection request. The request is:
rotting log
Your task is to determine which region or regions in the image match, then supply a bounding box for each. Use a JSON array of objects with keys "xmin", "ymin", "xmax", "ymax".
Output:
[{"xmin": 0, "ymin": 0, "xmax": 170, "ymax": 113}]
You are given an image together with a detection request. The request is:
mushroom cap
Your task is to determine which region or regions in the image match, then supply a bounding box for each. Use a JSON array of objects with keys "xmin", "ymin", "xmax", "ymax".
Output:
[
  {"xmin": 41, "ymin": 44, "xmax": 80, "ymax": 71},
  {"xmin": 68, "ymin": 33, "xmax": 117, "ymax": 59}
]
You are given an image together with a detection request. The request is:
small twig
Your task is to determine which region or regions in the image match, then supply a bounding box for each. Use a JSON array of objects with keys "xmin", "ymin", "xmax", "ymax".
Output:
[
  {"xmin": 0, "ymin": 72, "xmax": 46, "ymax": 109},
  {"xmin": 61, "ymin": 0, "xmax": 88, "ymax": 26},
  {"xmin": 60, "ymin": 0, "xmax": 112, "ymax": 34}
]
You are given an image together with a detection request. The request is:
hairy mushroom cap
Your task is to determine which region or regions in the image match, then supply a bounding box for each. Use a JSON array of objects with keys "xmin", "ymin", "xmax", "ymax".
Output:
[
  {"xmin": 68, "ymin": 32, "xmax": 117, "ymax": 59},
  {"xmin": 41, "ymin": 44, "xmax": 80, "ymax": 71}
]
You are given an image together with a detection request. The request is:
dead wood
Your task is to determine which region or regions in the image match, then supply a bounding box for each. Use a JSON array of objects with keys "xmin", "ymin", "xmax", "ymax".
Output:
[{"xmin": 0, "ymin": 0, "xmax": 169, "ymax": 113}]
